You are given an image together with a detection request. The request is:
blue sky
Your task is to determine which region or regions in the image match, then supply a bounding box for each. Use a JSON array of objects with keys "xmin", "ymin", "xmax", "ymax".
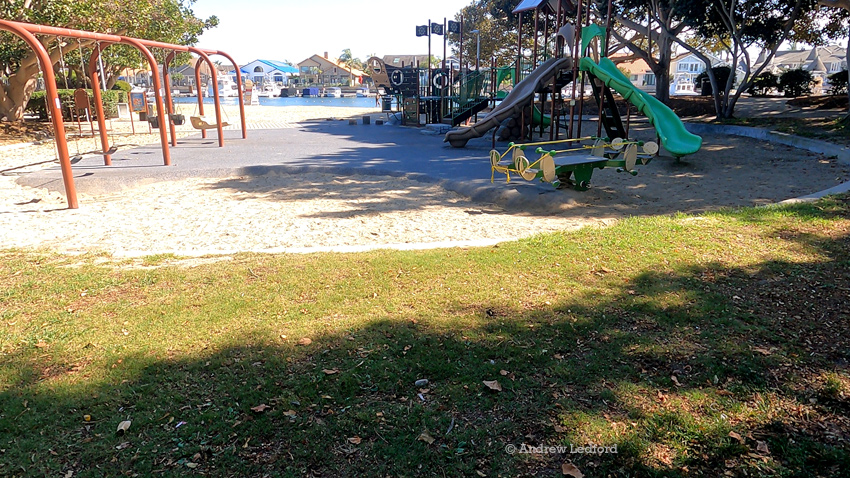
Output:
[{"xmin": 191, "ymin": 0, "xmax": 469, "ymax": 65}]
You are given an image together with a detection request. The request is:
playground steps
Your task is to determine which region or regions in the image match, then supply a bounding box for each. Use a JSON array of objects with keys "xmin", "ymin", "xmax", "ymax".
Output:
[
  {"xmin": 588, "ymin": 73, "xmax": 627, "ymax": 140},
  {"xmin": 443, "ymin": 98, "xmax": 490, "ymax": 126}
]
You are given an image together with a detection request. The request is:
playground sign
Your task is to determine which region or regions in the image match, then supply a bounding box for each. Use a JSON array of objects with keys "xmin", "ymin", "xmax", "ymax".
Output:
[{"xmin": 129, "ymin": 92, "xmax": 146, "ymax": 112}]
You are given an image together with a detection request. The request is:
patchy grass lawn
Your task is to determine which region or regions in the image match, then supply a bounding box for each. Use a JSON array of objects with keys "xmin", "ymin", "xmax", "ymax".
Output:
[
  {"xmin": 1, "ymin": 196, "xmax": 849, "ymax": 477},
  {"xmin": 719, "ymin": 117, "xmax": 850, "ymax": 147}
]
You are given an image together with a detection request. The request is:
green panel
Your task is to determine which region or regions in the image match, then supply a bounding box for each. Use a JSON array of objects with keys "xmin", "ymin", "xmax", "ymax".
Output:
[{"xmin": 581, "ymin": 24, "xmax": 607, "ymax": 56}]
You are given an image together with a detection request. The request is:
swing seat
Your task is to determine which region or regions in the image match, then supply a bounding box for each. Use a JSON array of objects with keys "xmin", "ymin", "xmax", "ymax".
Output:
[{"xmin": 190, "ymin": 116, "xmax": 229, "ymax": 130}]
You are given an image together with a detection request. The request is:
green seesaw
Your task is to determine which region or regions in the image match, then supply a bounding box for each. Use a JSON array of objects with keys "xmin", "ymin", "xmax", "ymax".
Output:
[{"xmin": 489, "ymin": 137, "xmax": 659, "ymax": 191}]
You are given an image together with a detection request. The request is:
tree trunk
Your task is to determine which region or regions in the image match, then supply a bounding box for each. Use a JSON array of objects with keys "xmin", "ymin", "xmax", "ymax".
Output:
[
  {"xmin": 0, "ymin": 61, "xmax": 40, "ymax": 122},
  {"xmin": 653, "ymin": 35, "xmax": 672, "ymax": 103},
  {"xmin": 845, "ymin": 36, "xmax": 850, "ymax": 122}
]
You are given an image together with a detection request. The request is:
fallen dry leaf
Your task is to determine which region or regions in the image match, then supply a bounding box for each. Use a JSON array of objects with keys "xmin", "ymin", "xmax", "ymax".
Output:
[
  {"xmin": 297, "ymin": 337, "xmax": 312, "ymax": 346},
  {"xmin": 729, "ymin": 431, "xmax": 743, "ymax": 443},
  {"xmin": 756, "ymin": 440, "xmax": 770, "ymax": 454},
  {"xmin": 322, "ymin": 369, "xmax": 339, "ymax": 375},
  {"xmin": 483, "ymin": 380, "xmax": 503, "ymax": 392},
  {"xmin": 34, "ymin": 341, "xmax": 48, "ymax": 348},
  {"xmin": 500, "ymin": 370, "xmax": 510, "ymax": 376},
  {"xmin": 562, "ymin": 462, "xmax": 584, "ymax": 477},
  {"xmin": 553, "ymin": 425, "xmax": 567, "ymax": 433},
  {"xmin": 417, "ymin": 430, "xmax": 435, "ymax": 444},
  {"xmin": 671, "ymin": 375, "xmax": 682, "ymax": 387},
  {"xmin": 250, "ymin": 404, "xmax": 270, "ymax": 413},
  {"xmin": 751, "ymin": 347, "xmax": 772, "ymax": 356},
  {"xmin": 282, "ymin": 410, "xmax": 297, "ymax": 417},
  {"xmin": 185, "ymin": 462, "xmax": 198, "ymax": 469},
  {"xmin": 348, "ymin": 436, "xmax": 362, "ymax": 445},
  {"xmin": 116, "ymin": 420, "xmax": 131, "ymax": 435}
]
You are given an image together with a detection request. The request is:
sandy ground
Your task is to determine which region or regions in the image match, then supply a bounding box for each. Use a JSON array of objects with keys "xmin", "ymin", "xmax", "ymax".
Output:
[{"xmin": 1, "ymin": 105, "xmax": 848, "ymax": 257}]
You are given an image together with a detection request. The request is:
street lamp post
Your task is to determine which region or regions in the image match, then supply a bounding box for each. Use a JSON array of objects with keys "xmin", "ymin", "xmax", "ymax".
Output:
[{"xmin": 471, "ymin": 29, "xmax": 480, "ymax": 71}]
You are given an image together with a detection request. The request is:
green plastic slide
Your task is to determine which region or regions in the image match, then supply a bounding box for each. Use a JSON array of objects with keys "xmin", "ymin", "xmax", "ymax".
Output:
[{"xmin": 579, "ymin": 56, "xmax": 702, "ymax": 157}]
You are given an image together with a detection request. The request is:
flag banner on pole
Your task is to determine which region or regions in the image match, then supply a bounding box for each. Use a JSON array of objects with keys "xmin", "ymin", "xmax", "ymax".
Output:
[
  {"xmin": 416, "ymin": 25, "xmax": 429, "ymax": 37},
  {"xmin": 430, "ymin": 23, "xmax": 444, "ymax": 35},
  {"xmin": 447, "ymin": 21, "xmax": 460, "ymax": 34}
]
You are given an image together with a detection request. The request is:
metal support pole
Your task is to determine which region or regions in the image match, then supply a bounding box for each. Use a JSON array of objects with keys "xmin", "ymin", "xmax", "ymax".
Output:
[
  {"xmin": 0, "ymin": 21, "xmax": 78, "ymax": 208},
  {"xmin": 121, "ymin": 37, "xmax": 171, "ymax": 166},
  {"xmin": 88, "ymin": 42, "xmax": 113, "ymax": 165},
  {"xmin": 194, "ymin": 64, "xmax": 207, "ymax": 139}
]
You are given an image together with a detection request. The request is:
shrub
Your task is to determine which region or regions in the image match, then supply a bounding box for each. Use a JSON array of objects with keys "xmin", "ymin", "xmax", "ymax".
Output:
[
  {"xmin": 827, "ymin": 69, "xmax": 848, "ymax": 96},
  {"xmin": 695, "ymin": 66, "xmax": 732, "ymax": 96},
  {"xmin": 778, "ymin": 68, "xmax": 813, "ymax": 97},
  {"xmin": 746, "ymin": 72, "xmax": 779, "ymax": 96},
  {"xmin": 112, "ymin": 80, "xmax": 132, "ymax": 94},
  {"xmin": 27, "ymin": 89, "xmax": 124, "ymax": 120}
]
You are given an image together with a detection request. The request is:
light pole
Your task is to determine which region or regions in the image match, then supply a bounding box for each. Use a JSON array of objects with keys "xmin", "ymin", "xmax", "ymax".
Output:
[{"xmin": 471, "ymin": 29, "xmax": 480, "ymax": 71}]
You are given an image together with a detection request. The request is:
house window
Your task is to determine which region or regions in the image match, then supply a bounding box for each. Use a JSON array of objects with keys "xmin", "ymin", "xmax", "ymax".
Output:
[
  {"xmin": 254, "ymin": 66, "xmax": 263, "ymax": 73},
  {"xmin": 830, "ymin": 62, "xmax": 841, "ymax": 73},
  {"xmin": 274, "ymin": 75, "xmax": 283, "ymax": 82},
  {"xmin": 630, "ymin": 74, "xmax": 638, "ymax": 82},
  {"xmin": 644, "ymin": 74, "xmax": 655, "ymax": 86}
]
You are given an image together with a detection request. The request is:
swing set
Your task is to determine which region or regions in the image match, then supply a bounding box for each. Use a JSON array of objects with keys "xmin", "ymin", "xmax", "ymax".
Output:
[{"xmin": 0, "ymin": 19, "xmax": 247, "ymax": 209}]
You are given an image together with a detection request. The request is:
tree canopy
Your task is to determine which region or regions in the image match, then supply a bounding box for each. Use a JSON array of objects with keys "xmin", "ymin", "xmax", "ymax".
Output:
[{"xmin": 0, "ymin": 0, "xmax": 218, "ymax": 121}]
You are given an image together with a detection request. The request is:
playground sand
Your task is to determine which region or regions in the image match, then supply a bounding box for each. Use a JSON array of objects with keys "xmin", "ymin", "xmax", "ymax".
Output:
[{"xmin": 1, "ymin": 107, "xmax": 849, "ymax": 256}]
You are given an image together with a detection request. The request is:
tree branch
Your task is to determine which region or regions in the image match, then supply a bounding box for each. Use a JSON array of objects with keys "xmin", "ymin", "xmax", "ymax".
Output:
[{"xmin": 818, "ymin": 0, "xmax": 850, "ymax": 10}]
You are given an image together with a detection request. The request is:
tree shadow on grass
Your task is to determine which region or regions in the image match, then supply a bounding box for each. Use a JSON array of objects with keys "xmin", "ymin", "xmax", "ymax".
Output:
[{"xmin": 1, "ymin": 200, "xmax": 849, "ymax": 477}]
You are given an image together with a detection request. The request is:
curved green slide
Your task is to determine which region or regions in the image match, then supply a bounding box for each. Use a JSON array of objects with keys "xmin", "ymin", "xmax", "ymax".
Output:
[{"xmin": 579, "ymin": 56, "xmax": 702, "ymax": 157}]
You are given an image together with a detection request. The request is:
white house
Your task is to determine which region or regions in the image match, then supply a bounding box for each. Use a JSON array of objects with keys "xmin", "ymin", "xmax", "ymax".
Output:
[
  {"xmin": 753, "ymin": 45, "xmax": 847, "ymax": 94},
  {"xmin": 240, "ymin": 59, "xmax": 299, "ymax": 87},
  {"xmin": 670, "ymin": 52, "xmax": 725, "ymax": 95}
]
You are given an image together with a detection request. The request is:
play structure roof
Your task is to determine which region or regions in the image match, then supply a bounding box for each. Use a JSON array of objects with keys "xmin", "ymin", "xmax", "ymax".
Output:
[{"xmin": 513, "ymin": 0, "xmax": 566, "ymax": 14}]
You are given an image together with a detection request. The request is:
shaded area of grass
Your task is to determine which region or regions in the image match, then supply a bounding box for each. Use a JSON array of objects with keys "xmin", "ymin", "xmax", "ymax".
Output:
[
  {"xmin": 718, "ymin": 117, "xmax": 850, "ymax": 146},
  {"xmin": 1, "ymin": 196, "xmax": 849, "ymax": 476}
]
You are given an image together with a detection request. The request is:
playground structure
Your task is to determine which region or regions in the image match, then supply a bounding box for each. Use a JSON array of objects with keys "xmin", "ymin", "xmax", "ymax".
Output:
[
  {"xmin": 0, "ymin": 19, "xmax": 248, "ymax": 209},
  {"xmin": 366, "ymin": 0, "xmax": 703, "ymax": 191}
]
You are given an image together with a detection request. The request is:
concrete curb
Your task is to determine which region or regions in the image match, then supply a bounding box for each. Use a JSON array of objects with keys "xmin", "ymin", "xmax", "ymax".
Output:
[{"xmin": 684, "ymin": 122, "xmax": 850, "ymax": 165}]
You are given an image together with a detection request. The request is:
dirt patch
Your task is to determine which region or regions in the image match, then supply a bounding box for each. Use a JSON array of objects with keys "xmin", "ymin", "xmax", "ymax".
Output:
[{"xmin": 0, "ymin": 121, "xmax": 52, "ymax": 147}]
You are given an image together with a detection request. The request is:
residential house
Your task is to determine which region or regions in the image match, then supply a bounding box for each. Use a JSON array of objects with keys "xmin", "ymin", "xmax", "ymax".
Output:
[
  {"xmin": 608, "ymin": 51, "xmax": 723, "ymax": 95},
  {"xmin": 670, "ymin": 52, "xmax": 725, "ymax": 95},
  {"xmin": 382, "ymin": 55, "xmax": 432, "ymax": 69},
  {"xmin": 610, "ymin": 56, "xmax": 653, "ymax": 91},
  {"xmin": 241, "ymin": 59, "xmax": 298, "ymax": 87},
  {"xmin": 753, "ymin": 45, "xmax": 847, "ymax": 94},
  {"xmin": 297, "ymin": 53, "xmax": 366, "ymax": 86}
]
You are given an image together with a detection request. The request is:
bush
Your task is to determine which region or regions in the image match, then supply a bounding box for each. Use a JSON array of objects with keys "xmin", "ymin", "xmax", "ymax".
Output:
[
  {"xmin": 778, "ymin": 68, "xmax": 813, "ymax": 97},
  {"xmin": 695, "ymin": 66, "xmax": 732, "ymax": 96},
  {"xmin": 746, "ymin": 72, "xmax": 779, "ymax": 96},
  {"xmin": 112, "ymin": 80, "xmax": 132, "ymax": 95},
  {"xmin": 827, "ymin": 69, "xmax": 848, "ymax": 96},
  {"xmin": 27, "ymin": 89, "xmax": 125, "ymax": 120}
]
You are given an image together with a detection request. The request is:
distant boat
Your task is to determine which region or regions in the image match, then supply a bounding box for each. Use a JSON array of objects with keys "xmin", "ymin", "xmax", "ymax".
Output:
[
  {"xmin": 355, "ymin": 87, "xmax": 373, "ymax": 97},
  {"xmin": 323, "ymin": 87, "xmax": 342, "ymax": 98},
  {"xmin": 258, "ymin": 83, "xmax": 282, "ymax": 97},
  {"xmin": 206, "ymin": 75, "xmax": 239, "ymax": 97},
  {"xmin": 302, "ymin": 87, "xmax": 320, "ymax": 97}
]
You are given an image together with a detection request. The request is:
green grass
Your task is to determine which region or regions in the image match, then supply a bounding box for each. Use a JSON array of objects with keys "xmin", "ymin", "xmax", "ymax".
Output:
[
  {"xmin": 718, "ymin": 117, "xmax": 850, "ymax": 145},
  {"xmin": 1, "ymin": 196, "xmax": 850, "ymax": 477}
]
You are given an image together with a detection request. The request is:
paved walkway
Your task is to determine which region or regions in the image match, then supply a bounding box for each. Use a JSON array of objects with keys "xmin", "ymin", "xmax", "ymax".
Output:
[
  {"xmin": 16, "ymin": 96, "xmax": 850, "ymax": 212},
  {"xmin": 730, "ymin": 96, "xmax": 846, "ymax": 120}
]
